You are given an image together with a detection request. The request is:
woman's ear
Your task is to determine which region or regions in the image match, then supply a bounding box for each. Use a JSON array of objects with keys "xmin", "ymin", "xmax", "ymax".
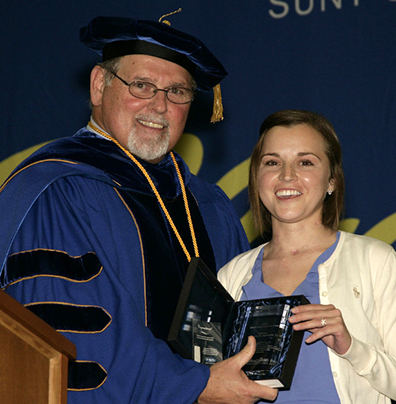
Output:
[
  {"xmin": 90, "ymin": 65, "xmax": 106, "ymax": 107},
  {"xmin": 328, "ymin": 178, "xmax": 336, "ymax": 194}
]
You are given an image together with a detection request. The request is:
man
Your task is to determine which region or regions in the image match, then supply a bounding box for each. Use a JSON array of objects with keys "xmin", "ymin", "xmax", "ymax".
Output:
[{"xmin": 0, "ymin": 16, "xmax": 277, "ymax": 403}]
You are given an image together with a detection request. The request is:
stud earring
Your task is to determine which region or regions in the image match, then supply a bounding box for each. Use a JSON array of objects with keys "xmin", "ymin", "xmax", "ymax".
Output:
[{"xmin": 327, "ymin": 190, "xmax": 333, "ymax": 195}]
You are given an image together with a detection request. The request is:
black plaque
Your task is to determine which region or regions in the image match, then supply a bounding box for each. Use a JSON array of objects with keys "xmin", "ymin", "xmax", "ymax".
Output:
[
  {"xmin": 168, "ymin": 257, "xmax": 310, "ymax": 389},
  {"xmin": 192, "ymin": 320, "xmax": 223, "ymax": 366}
]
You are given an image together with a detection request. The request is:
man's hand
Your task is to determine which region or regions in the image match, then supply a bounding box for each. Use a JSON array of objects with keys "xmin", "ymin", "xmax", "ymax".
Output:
[{"xmin": 197, "ymin": 336, "xmax": 278, "ymax": 404}]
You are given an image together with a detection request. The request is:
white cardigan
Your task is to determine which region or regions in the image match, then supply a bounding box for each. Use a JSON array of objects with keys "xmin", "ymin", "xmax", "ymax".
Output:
[{"xmin": 218, "ymin": 231, "xmax": 396, "ymax": 403}]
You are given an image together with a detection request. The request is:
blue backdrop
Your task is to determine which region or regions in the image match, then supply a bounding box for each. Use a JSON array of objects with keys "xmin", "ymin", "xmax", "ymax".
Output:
[{"xmin": 1, "ymin": 0, "xmax": 396, "ymax": 247}]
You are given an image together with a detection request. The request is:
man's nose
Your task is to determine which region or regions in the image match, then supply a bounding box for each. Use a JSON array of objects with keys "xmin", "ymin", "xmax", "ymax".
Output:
[{"xmin": 147, "ymin": 89, "xmax": 168, "ymax": 114}]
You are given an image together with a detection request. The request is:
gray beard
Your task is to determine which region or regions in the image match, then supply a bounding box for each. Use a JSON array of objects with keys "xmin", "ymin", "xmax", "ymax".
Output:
[{"xmin": 127, "ymin": 126, "xmax": 170, "ymax": 162}]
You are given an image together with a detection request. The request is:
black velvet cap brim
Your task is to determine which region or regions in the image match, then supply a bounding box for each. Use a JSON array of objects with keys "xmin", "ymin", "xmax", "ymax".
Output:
[{"xmin": 80, "ymin": 16, "xmax": 227, "ymax": 91}]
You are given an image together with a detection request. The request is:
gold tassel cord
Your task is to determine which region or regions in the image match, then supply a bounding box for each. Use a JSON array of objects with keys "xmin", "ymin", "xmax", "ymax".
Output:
[
  {"xmin": 171, "ymin": 152, "xmax": 200, "ymax": 258},
  {"xmin": 159, "ymin": 8, "xmax": 182, "ymax": 25}
]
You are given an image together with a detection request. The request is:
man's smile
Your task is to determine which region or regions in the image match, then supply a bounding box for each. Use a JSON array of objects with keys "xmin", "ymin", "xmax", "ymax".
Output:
[{"xmin": 137, "ymin": 119, "xmax": 166, "ymax": 129}]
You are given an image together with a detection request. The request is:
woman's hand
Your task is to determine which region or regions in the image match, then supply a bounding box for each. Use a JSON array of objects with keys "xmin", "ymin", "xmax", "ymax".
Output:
[{"xmin": 288, "ymin": 303, "xmax": 352, "ymax": 355}]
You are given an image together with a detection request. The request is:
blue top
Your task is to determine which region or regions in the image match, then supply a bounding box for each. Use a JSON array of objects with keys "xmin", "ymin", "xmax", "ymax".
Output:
[{"xmin": 241, "ymin": 233, "xmax": 341, "ymax": 403}]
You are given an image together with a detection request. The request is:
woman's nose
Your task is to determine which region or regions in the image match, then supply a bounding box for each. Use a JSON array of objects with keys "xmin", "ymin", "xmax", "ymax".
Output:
[{"xmin": 280, "ymin": 165, "xmax": 296, "ymax": 181}]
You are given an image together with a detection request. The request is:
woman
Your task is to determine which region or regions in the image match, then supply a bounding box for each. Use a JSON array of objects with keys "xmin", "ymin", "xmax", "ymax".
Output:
[{"xmin": 218, "ymin": 110, "xmax": 396, "ymax": 403}]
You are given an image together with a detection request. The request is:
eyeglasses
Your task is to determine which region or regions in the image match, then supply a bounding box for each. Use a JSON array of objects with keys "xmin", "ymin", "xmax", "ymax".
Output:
[{"xmin": 106, "ymin": 69, "xmax": 195, "ymax": 104}]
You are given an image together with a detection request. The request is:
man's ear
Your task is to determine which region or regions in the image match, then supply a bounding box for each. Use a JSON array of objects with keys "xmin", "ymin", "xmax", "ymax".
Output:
[{"xmin": 90, "ymin": 65, "xmax": 105, "ymax": 107}]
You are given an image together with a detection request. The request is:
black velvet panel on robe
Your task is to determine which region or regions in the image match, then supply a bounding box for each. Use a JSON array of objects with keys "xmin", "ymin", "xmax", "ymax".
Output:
[
  {"xmin": 119, "ymin": 187, "xmax": 216, "ymax": 341},
  {"xmin": 2, "ymin": 250, "xmax": 102, "ymax": 285}
]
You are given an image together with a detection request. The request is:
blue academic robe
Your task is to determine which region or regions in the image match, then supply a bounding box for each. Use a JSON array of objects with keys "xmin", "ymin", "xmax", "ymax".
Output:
[{"xmin": 0, "ymin": 128, "xmax": 249, "ymax": 403}]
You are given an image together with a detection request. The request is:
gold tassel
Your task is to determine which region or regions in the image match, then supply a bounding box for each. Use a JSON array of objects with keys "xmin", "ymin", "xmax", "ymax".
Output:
[
  {"xmin": 210, "ymin": 84, "xmax": 224, "ymax": 123},
  {"xmin": 158, "ymin": 9, "xmax": 224, "ymax": 124}
]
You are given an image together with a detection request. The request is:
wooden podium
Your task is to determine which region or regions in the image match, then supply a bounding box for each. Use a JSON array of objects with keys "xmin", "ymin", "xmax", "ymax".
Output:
[{"xmin": 0, "ymin": 289, "xmax": 76, "ymax": 404}]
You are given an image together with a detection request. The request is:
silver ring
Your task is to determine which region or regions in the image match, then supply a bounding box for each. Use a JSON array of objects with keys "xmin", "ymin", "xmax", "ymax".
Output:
[{"xmin": 321, "ymin": 318, "xmax": 327, "ymax": 327}]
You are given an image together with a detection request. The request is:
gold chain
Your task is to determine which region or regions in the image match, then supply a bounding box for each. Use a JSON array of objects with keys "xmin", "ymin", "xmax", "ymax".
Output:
[{"xmin": 88, "ymin": 121, "xmax": 199, "ymax": 261}]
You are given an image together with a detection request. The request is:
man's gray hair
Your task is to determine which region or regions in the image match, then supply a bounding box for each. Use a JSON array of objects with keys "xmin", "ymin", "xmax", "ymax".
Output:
[{"xmin": 97, "ymin": 57, "xmax": 122, "ymax": 86}]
